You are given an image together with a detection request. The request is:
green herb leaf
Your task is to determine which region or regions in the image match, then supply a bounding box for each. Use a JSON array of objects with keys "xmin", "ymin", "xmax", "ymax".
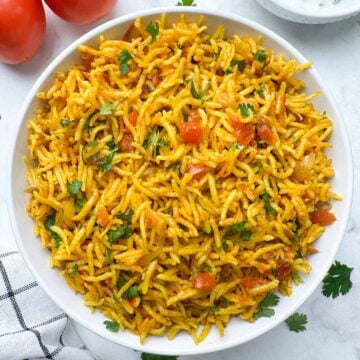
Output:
[
  {"xmin": 119, "ymin": 49, "xmax": 134, "ymax": 75},
  {"xmin": 225, "ymin": 59, "xmax": 245, "ymax": 74},
  {"xmin": 176, "ymin": 0, "xmax": 196, "ymax": 6},
  {"xmin": 146, "ymin": 21, "xmax": 159, "ymax": 43},
  {"xmin": 167, "ymin": 161, "xmax": 181, "ymax": 172},
  {"xmin": 322, "ymin": 261, "xmax": 353, "ymax": 298},
  {"xmin": 198, "ymin": 263, "xmax": 212, "ymax": 273},
  {"xmin": 213, "ymin": 51, "xmax": 220, "ymax": 61},
  {"xmin": 190, "ymin": 80, "xmax": 209, "ymax": 100},
  {"xmin": 221, "ymin": 240, "xmax": 229, "ymax": 250},
  {"xmin": 254, "ymin": 49, "xmax": 267, "ymax": 62},
  {"xmin": 83, "ymin": 113, "xmax": 95, "ymax": 131},
  {"xmin": 210, "ymin": 306, "xmax": 219, "ymax": 313},
  {"xmin": 261, "ymin": 191, "xmax": 278, "ymax": 216},
  {"xmin": 99, "ymin": 143, "xmax": 121, "ymax": 172},
  {"xmin": 117, "ymin": 277, "xmax": 127, "ymax": 290},
  {"xmin": 219, "ymin": 296, "xmax": 229, "ymax": 308},
  {"xmin": 100, "ymin": 103, "xmax": 115, "ymax": 115},
  {"xmin": 122, "ymin": 285, "xmax": 139, "ymax": 300},
  {"xmin": 60, "ymin": 119, "xmax": 71, "ymax": 127},
  {"xmin": 141, "ymin": 353, "xmax": 178, "ymax": 360},
  {"xmin": 69, "ymin": 264, "xmax": 78, "ymax": 278},
  {"xmin": 143, "ymin": 127, "xmax": 169, "ymax": 157},
  {"xmin": 239, "ymin": 103, "xmax": 255, "ymax": 117},
  {"xmin": 257, "ymin": 85, "xmax": 265, "ymax": 94},
  {"xmin": 44, "ymin": 214, "xmax": 62, "ymax": 247},
  {"xmin": 108, "ymin": 225, "xmax": 132, "ymax": 244},
  {"xmin": 285, "ymin": 312, "xmax": 308, "ymax": 333},
  {"xmin": 104, "ymin": 320, "xmax": 120, "ymax": 332},
  {"xmin": 254, "ymin": 292, "xmax": 280, "ymax": 320},
  {"xmin": 116, "ymin": 208, "xmax": 134, "ymax": 223},
  {"xmin": 202, "ymin": 220, "xmax": 212, "ymax": 235},
  {"xmin": 75, "ymin": 198, "xmax": 87, "ymax": 213},
  {"xmin": 105, "ymin": 249, "xmax": 112, "ymax": 265},
  {"xmin": 68, "ymin": 180, "xmax": 82, "ymax": 198},
  {"xmin": 225, "ymin": 221, "xmax": 252, "ymax": 241}
]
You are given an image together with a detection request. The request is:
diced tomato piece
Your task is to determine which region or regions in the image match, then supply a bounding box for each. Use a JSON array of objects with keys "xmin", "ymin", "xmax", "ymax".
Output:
[
  {"xmin": 186, "ymin": 164, "xmax": 208, "ymax": 180},
  {"xmin": 151, "ymin": 72, "xmax": 161, "ymax": 87},
  {"xmin": 276, "ymin": 263, "xmax": 292, "ymax": 280},
  {"xmin": 192, "ymin": 272, "xmax": 216, "ymax": 291},
  {"xmin": 309, "ymin": 208, "xmax": 336, "ymax": 226},
  {"xmin": 180, "ymin": 111, "xmax": 203, "ymax": 145},
  {"xmin": 97, "ymin": 205, "xmax": 111, "ymax": 228},
  {"xmin": 129, "ymin": 297, "xmax": 137, "ymax": 308},
  {"xmin": 118, "ymin": 130, "xmax": 135, "ymax": 153},
  {"xmin": 128, "ymin": 110, "xmax": 138, "ymax": 126},
  {"xmin": 231, "ymin": 116, "xmax": 255, "ymax": 146},
  {"xmin": 257, "ymin": 117, "xmax": 274, "ymax": 144},
  {"xmin": 240, "ymin": 276, "xmax": 267, "ymax": 289}
]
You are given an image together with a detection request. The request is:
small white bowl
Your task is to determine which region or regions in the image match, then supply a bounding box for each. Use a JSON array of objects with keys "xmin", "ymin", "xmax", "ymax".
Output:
[
  {"xmin": 7, "ymin": 7, "xmax": 353, "ymax": 356},
  {"xmin": 256, "ymin": 0, "xmax": 360, "ymax": 24}
]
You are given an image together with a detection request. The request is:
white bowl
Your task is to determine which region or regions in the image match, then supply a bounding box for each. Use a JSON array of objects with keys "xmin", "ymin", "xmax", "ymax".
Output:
[
  {"xmin": 7, "ymin": 7, "xmax": 353, "ymax": 356},
  {"xmin": 256, "ymin": 0, "xmax": 360, "ymax": 24}
]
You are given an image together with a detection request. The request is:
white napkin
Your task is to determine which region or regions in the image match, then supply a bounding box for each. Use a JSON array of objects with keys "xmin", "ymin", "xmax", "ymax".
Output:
[{"xmin": 0, "ymin": 249, "xmax": 96, "ymax": 360}]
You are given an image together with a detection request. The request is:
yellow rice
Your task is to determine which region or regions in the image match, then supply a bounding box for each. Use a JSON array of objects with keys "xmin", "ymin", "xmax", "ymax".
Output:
[{"xmin": 25, "ymin": 14, "xmax": 338, "ymax": 344}]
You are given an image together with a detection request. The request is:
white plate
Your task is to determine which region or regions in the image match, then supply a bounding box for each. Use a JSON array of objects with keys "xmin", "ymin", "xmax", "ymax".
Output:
[{"xmin": 7, "ymin": 7, "xmax": 353, "ymax": 356}]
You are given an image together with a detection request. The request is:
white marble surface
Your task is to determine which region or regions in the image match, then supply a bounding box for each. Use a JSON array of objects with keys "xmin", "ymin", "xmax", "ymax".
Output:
[{"xmin": 1, "ymin": 0, "xmax": 359, "ymax": 359}]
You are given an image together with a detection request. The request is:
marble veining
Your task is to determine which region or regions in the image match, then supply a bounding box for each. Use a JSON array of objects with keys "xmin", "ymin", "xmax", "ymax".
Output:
[{"xmin": 0, "ymin": 1, "xmax": 359, "ymax": 359}]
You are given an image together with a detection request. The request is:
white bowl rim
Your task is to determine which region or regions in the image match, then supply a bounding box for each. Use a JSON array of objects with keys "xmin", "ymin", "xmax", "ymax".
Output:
[
  {"xmin": 265, "ymin": 0, "xmax": 360, "ymax": 19},
  {"xmin": 6, "ymin": 6, "xmax": 353, "ymax": 356}
]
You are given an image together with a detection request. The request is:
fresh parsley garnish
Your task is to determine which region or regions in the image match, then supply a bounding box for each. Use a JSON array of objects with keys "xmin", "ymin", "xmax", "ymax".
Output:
[
  {"xmin": 122, "ymin": 285, "xmax": 139, "ymax": 300},
  {"xmin": 261, "ymin": 191, "xmax": 278, "ymax": 216},
  {"xmin": 105, "ymin": 248, "xmax": 112, "ymax": 265},
  {"xmin": 100, "ymin": 103, "xmax": 115, "ymax": 115},
  {"xmin": 104, "ymin": 320, "xmax": 120, "ymax": 332},
  {"xmin": 69, "ymin": 264, "xmax": 78, "ymax": 278},
  {"xmin": 285, "ymin": 312, "xmax": 308, "ymax": 333},
  {"xmin": 141, "ymin": 353, "xmax": 178, "ymax": 360},
  {"xmin": 225, "ymin": 59, "xmax": 245, "ymax": 74},
  {"xmin": 190, "ymin": 79, "xmax": 209, "ymax": 101},
  {"xmin": 254, "ymin": 49, "xmax": 267, "ymax": 62},
  {"xmin": 60, "ymin": 119, "xmax": 71, "ymax": 127},
  {"xmin": 68, "ymin": 180, "xmax": 82, "ymax": 198},
  {"xmin": 83, "ymin": 113, "xmax": 95, "ymax": 131},
  {"xmin": 119, "ymin": 49, "xmax": 134, "ymax": 75},
  {"xmin": 75, "ymin": 198, "xmax": 86, "ymax": 213},
  {"xmin": 108, "ymin": 225, "xmax": 132, "ymax": 244},
  {"xmin": 176, "ymin": 0, "xmax": 196, "ymax": 6},
  {"xmin": 239, "ymin": 103, "xmax": 255, "ymax": 117},
  {"xmin": 225, "ymin": 221, "xmax": 252, "ymax": 240},
  {"xmin": 116, "ymin": 208, "xmax": 134, "ymax": 223},
  {"xmin": 99, "ymin": 141, "xmax": 121, "ymax": 172},
  {"xmin": 254, "ymin": 292, "xmax": 280, "ymax": 320},
  {"xmin": 44, "ymin": 214, "xmax": 62, "ymax": 247},
  {"xmin": 146, "ymin": 21, "xmax": 159, "ymax": 43},
  {"xmin": 143, "ymin": 127, "xmax": 169, "ymax": 156},
  {"xmin": 322, "ymin": 261, "xmax": 353, "ymax": 298},
  {"xmin": 210, "ymin": 306, "xmax": 219, "ymax": 313}
]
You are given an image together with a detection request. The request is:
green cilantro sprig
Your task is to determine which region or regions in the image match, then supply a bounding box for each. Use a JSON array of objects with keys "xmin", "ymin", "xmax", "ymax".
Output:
[
  {"xmin": 99, "ymin": 140, "xmax": 121, "ymax": 172},
  {"xmin": 44, "ymin": 214, "xmax": 62, "ymax": 248},
  {"xmin": 119, "ymin": 49, "xmax": 134, "ymax": 75},
  {"xmin": 108, "ymin": 225, "xmax": 132, "ymax": 244},
  {"xmin": 261, "ymin": 191, "xmax": 278, "ymax": 216},
  {"xmin": 322, "ymin": 261, "xmax": 353, "ymax": 298},
  {"xmin": 143, "ymin": 127, "xmax": 169, "ymax": 157},
  {"xmin": 116, "ymin": 208, "xmax": 134, "ymax": 223},
  {"xmin": 239, "ymin": 103, "xmax": 255, "ymax": 117},
  {"xmin": 254, "ymin": 292, "xmax": 280, "ymax": 320},
  {"xmin": 176, "ymin": 0, "xmax": 196, "ymax": 6},
  {"xmin": 254, "ymin": 49, "xmax": 267, "ymax": 62},
  {"xmin": 225, "ymin": 221, "xmax": 252, "ymax": 241},
  {"xmin": 103, "ymin": 320, "xmax": 120, "ymax": 332},
  {"xmin": 146, "ymin": 21, "xmax": 159, "ymax": 43},
  {"xmin": 69, "ymin": 264, "xmax": 78, "ymax": 278},
  {"xmin": 68, "ymin": 180, "xmax": 82, "ymax": 198},
  {"xmin": 285, "ymin": 312, "xmax": 308, "ymax": 333},
  {"xmin": 190, "ymin": 79, "xmax": 209, "ymax": 101}
]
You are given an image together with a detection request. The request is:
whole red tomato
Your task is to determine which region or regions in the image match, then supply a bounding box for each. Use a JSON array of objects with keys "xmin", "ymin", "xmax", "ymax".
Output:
[
  {"xmin": 0, "ymin": 0, "xmax": 46, "ymax": 64},
  {"xmin": 44, "ymin": 0, "xmax": 117, "ymax": 25}
]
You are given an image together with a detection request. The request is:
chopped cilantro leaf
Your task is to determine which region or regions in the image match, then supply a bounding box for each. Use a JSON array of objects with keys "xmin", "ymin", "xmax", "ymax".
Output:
[
  {"xmin": 261, "ymin": 191, "xmax": 278, "ymax": 216},
  {"xmin": 176, "ymin": 0, "xmax": 196, "ymax": 5},
  {"xmin": 83, "ymin": 113, "xmax": 95, "ymax": 130},
  {"xmin": 75, "ymin": 198, "xmax": 87, "ymax": 213},
  {"xmin": 143, "ymin": 127, "xmax": 169, "ymax": 157},
  {"xmin": 103, "ymin": 320, "xmax": 119, "ymax": 332},
  {"xmin": 105, "ymin": 249, "xmax": 112, "ymax": 265},
  {"xmin": 285, "ymin": 312, "xmax": 308, "ymax": 333},
  {"xmin": 322, "ymin": 261, "xmax": 353, "ymax": 298},
  {"xmin": 68, "ymin": 180, "xmax": 82, "ymax": 198},
  {"xmin": 254, "ymin": 292, "xmax": 280, "ymax": 320},
  {"xmin": 122, "ymin": 285, "xmax": 139, "ymax": 300},
  {"xmin": 69, "ymin": 264, "xmax": 78, "ymax": 278},
  {"xmin": 254, "ymin": 49, "xmax": 267, "ymax": 62},
  {"xmin": 108, "ymin": 225, "xmax": 132, "ymax": 244},
  {"xmin": 116, "ymin": 208, "xmax": 134, "ymax": 223},
  {"xmin": 239, "ymin": 103, "xmax": 255, "ymax": 117},
  {"xmin": 119, "ymin": 49, "xmax": 134, "ymax": 75},
  {"xmin": 225, "ymin": 221, "xmax": 252, "ymax": 241},
  {"xmin": 167, "ymin": 161, "xmax": 181, "ymax": 172},
  {"xmin": 60, "ymin": 119, "xmax": 71, "ymax": 127},
  {"xmin": 257, "ymin": 85, "xmax": 265, "ymax": 94},
  {"xmin": 146, "ymin": 21, "xmax": 159, "ymax": 43},
  {"xmin": 210, "ymin": 306, "xmax": 219, "ymax": 313},
  {"xmin": 190, "ymin": 79, "xmax": 209, "ymax": 100},
  {"xmin": 44, "ymin": 214, "xmax": 62, "ymax": 247}
]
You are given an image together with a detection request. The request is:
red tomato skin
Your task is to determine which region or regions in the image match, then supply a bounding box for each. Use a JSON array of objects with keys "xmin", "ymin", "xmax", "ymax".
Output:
[
  {"xmin": 0, "ymin": 0, "xmax": 46, "ymax": 64},
  {"xmin": 118, "ymin": 130, "xmax": 134, "ymax": 153},
  {"xmin": 191, "ymin": 272, "xmax": 216, "ymax": 291},
  {"xmin": 231, "ymin": 116, "xmax": 255, "ymax": 146},
  {"xmin": 309, "ymin": 208, "xmax": 336, "ymax": 226},
  {"xmin": 180, "ymin": 111, "xmax": 203, "ymax": 145},
  {"xmin": 128, "ymin": 111, "xmax": 138, "ymax": 126},
  {"xmin": 257, "ymin": 117, "xmax": 274, "ymax": 144},
  {"xmin": 44, "ymin": 0, "xmax": 117, "ymax": 25},
  {"xmin": 187, "ymin": 164, "xmax": 207, "ymax": 180}
]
